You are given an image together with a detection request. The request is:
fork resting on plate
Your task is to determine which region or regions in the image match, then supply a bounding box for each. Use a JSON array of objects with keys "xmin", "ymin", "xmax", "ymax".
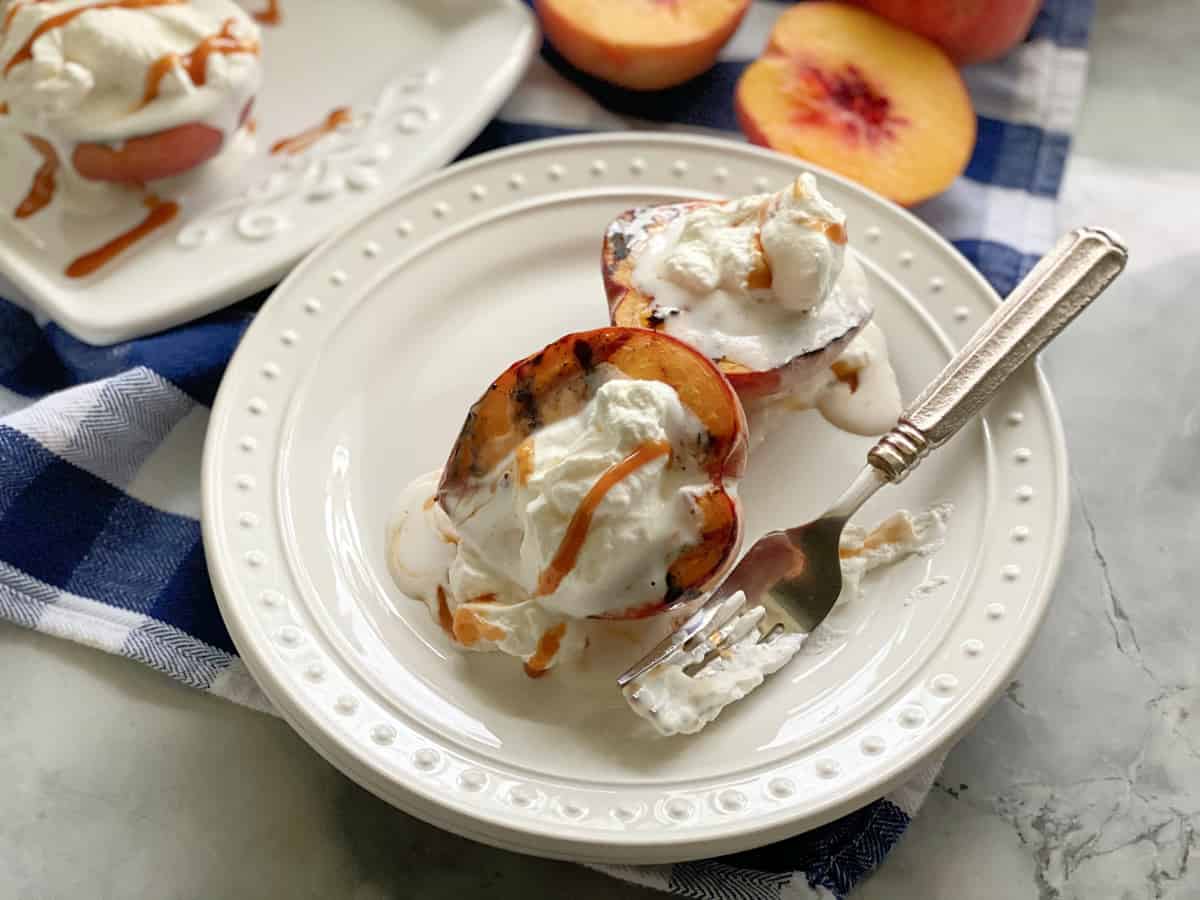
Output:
[{"xmin": 619, "ymin": 226, "xmax": 1128, "ymax": 693}]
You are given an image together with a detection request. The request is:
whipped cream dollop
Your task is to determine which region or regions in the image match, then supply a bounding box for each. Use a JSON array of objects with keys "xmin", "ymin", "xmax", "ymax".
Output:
[
  {"xmin": 659, "ymin": 172, "xmax": 847, "ymax": 312},
  {"xmin": 631, "ymin": 173, "xmax": 871, "ymax": 373},
  {"xmin": 388, "ymin": 376, "xmax": 725, "ymax": 675},
  {"xmin": 0, "ymin": 0, "xmax": 261, "ymax": 146},
  {"xmin": 450, "ymin": 377, "xmax": 707, "ymax": 619},
  {"xmin": 623, "ymin": 503, "xmax": 952, "ymax": 736}
]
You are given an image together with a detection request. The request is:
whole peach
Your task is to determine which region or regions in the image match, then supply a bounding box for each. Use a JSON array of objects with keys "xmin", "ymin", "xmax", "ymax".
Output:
[{"xmin": 846, "ymin": 0, "xmax": 1042, "ymax": 65}]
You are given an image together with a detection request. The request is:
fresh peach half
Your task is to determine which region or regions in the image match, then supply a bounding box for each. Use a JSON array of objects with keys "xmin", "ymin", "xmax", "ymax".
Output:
[
  {"xmin": 735, "ymin": 2, "xmax": 975, "ymax": 206},
  {"xmin": 534, "ymin": 0, "xmax": 751, "ymax": 90},
  {"xmin": 438, "ymin": 327, "xmax": 748, "ymax": 617},
  {"xmin": 602, "ymin": 202, "xmax": 870, "ymax": 404},
  {"xmin": 72, "ymin": 122, "xmax": 227, "ymax": 184}
]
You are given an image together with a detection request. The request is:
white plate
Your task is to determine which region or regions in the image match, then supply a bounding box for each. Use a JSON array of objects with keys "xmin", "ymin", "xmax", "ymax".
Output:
[
  {"xmin": 0, "ymin": 0, "xmax": 536, "ymax": 345},
  {"xmin": 202, "ymin": 134, "xmax": 1069, "ymax": 863}
]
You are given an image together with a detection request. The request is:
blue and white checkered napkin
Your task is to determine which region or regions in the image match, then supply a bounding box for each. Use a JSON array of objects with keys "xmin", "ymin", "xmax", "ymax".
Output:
[{"xmin": 0, "ymin": 1, "xmax": 1093, "ymax": 896}]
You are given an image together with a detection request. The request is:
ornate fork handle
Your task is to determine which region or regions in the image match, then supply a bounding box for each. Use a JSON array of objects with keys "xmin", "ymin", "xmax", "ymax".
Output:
[{"xmin": 869, "ymin": 227, "xmax": 1128, "ymax": 482}]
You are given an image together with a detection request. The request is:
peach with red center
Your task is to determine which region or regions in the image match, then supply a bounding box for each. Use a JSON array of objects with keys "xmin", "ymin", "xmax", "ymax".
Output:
[{"xmin": 735, "ymin": 2, "xmax": 975, "ymax": 206}]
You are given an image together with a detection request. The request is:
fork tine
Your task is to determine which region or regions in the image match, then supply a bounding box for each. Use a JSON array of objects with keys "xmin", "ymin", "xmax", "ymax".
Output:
[
  {"xmin": 616, "ymin": 589, "xmax": 748, "ymax": 687},
  {"xmin": 682, "ymin": 604, "xmax": 765, "ymax": 676}
]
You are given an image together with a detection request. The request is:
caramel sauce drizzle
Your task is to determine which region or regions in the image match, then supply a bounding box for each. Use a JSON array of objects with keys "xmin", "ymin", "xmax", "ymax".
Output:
[
  {"xmin": 840, "ymin": 514, "xmax": 914, "ymax": 559},
  {"xmin": 452, "ymin": 607, "xmax": 506, "ymax": 647},
  {"xmin": 810, "ymin": 219, "xmax": 848, "ymax": 245},
  {"xmin": 535, "ymin": 440, "xmax": 671, "ymax": 598},
  {"xmin": 269, "ymin": 107, "xmax": 351, "ymax": 156},
  {"xmin": 831, "ymin": 360, "xmax": 860, "ymax": 393},
  {"xmin": 15, "ymin": 135, "xmax": 57, "ymax": 219},
  {"xmin": 2, "ymin": 0, "xmax": 54, "ymax": 37},
  {"xmin": 434, "ymin": 585, "xmax": 453, "ymax": 635},
  {"xmin": 863, "ymin": 514, "xmax": 914, "ymax": 550},
  {"xmin": 523, "ymin": 623, "xmax": 567, "ymax": 679},
  {"xmin": 748, "ymin": 217, "xmax": 845, "ymax": 291},
  {"xmin": 139, "ymin": 17, "xmax": 259, "ymax": 109},
  {"xmin": 747, "ymin": 230, "xmax": 772, "ymax": 290},
  {"xmin": 5, "ymin": 0, "xmax": 185, "ymax": 75},
  {"xmin": 65, "ymin": 194, "xmax": 179, "ymax": 278},
  {"xmin": 515, "ymin": 439, "xmax": 535, "ymax": 486},
  {"xmin": 252, "ymin": 0, "xmax": 280, "ymax": 25}
]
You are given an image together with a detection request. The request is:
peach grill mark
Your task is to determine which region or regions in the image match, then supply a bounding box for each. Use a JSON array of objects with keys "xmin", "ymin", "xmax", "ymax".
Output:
[
  {"xmin": 15, "ymin": 136, "xmax": 57, "ymax": 219},
  {"xmin": 139, "ymin": 17, "xmax": 259, "ymax": 109},
  {"xmin": 4, "ymin": 0, "xmax": 186, "ymax": 75},
  {"xmin": 785, "ymin": 60, "xmax": 909, "ymax": 145},
  {"xmin": 270, "ymin": 107, "xmax": 352, "ymax": 156},
  {"xmin": 535, "ymin": 439, "xmax": 671, "ymax": 597},
  {"xmin": 524, "ymin": 623, "xmax": 567, "ymax": 679},
  {"xmin": 65, "ymin": 194, "xmax": 179, "ymax": 278}
]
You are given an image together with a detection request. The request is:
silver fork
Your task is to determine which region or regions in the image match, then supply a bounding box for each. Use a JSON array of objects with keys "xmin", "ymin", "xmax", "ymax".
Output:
[{"xmin": 618, "ymin": 227, "xmax": 1128, "ymax": 690}]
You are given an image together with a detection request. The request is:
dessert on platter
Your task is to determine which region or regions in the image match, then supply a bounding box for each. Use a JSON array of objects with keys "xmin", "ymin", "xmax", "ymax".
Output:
[
  {"xmin": 0, "ymin": 0, "xmax": 262, "ymax": 273},
  {"xmin": 1, "ymin": 0, "xmax": 262, "ymax": 198},
  {"xmin": 388, "ymin": 175, "xmax": 951, "ymax": 736}
]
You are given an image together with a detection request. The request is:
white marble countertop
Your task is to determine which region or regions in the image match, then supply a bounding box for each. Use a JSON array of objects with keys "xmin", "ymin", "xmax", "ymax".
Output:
[{"xmin": 3, "ymin": 2, "xmax": 1197, "ymax": 897}]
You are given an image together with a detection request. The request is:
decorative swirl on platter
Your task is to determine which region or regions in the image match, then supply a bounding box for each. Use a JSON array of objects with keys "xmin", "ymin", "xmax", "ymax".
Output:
[{"xmin": 176, "ymin": 67, "xmax": 439, "ymax": 250}]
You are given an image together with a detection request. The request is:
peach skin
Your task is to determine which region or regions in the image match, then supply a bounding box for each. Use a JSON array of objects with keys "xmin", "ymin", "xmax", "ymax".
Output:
[
  {"xmin": 72, "ymin": 122, "xmax": 227, "ymax": 184},
  {"xmin": 846, "ymin": 0, "xmax": 1042, "ymax": 65}
]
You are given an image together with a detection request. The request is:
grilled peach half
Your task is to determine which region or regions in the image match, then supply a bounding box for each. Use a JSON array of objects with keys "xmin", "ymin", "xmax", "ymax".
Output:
[
  {"xmin": 437, "ymin": 327, "xmax": 748, "ymax": 618},
  {"xmin": 603, "ymin": 201, "xmax": 870, "ymax": 404}
]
